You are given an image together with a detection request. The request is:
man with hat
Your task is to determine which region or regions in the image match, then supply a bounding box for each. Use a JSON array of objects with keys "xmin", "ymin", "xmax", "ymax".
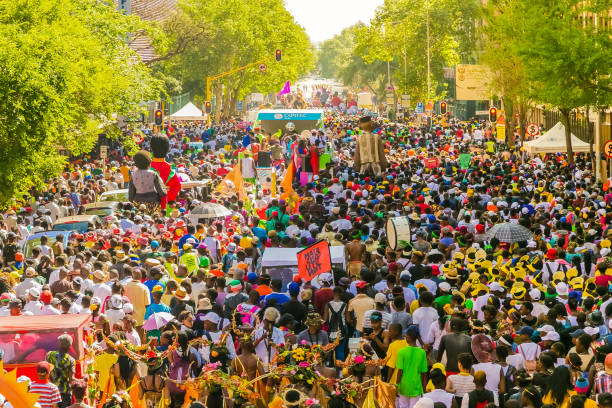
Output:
[
  {"xmin": 253, "ymin": 307, "xmax": 285, "ymax": 366},
  {"xmin": 30, "ymin": 361, "xmax": 62, "ymax": 408},
  {"xmin": 23, "ymin": 287, "xmax": 43, "ymax": 315},
  {"xmin": 297, "ymin": 311, "xmax": 329, "ymax": 346},
  {"xmin": 353, "ymin": 116, "xmax": 387, "ymax": 176},
  {"xmin": 14, "ymin": 267, "xmax": 42, "ymax": 298}
]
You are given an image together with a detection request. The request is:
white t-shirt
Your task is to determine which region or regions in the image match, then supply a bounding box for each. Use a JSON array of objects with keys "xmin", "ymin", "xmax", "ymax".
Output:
[
  {"xmin": 472, "ymin": 361, "xmax": 502, "ymax": 404},
  {"xmin": 412, "ymin": 306, "xmax": 439, "ymax": 341}
]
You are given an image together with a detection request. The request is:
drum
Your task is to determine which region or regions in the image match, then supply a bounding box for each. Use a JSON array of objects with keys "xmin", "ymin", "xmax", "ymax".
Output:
[{"xmin": 386, "ymin": 216, "xmax": 412, "ymax": 250}]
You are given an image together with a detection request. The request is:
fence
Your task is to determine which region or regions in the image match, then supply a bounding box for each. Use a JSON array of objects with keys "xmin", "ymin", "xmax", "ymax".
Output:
[{"xmin": 164, "ymin": 92, "xmax": 192, "ymax": 115}]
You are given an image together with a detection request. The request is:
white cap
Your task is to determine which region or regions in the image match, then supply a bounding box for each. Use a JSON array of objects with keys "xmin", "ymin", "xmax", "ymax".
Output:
[
  {"xmin": 529, "ymin": 288, "xmax": 541, "ymax": 300},
  {"xmin": 122, "ymin": 303, "xmax": 134, "ymax": 314},
  {"xmin": 527, "ymin": 241, "xmax": 537, "ymax": 249},
  {"xmin": 556, "ymin": 282, "xmax": 569, "ymax": 296},
  {"xmin": 110, "ymin": 294, "xmax": 123, "ymax": 309},
  {"xmin": 203, "ymin": 312, "xmax": 220, "ymax": 324},
  {"xmin": 540, "ymin": 324, "xmax": 555, "ymax": 333},
  {"xmin": 490, "ymin": 282, "xmax": 504, "ymax": 292},
  {"xmin": 374, "ymin": 293, "xmax": 387, "ymax": 304},
  {"xmin": 584, "ymin": 326, "xmax": 599, "ymax": 336},
  {"xmin": 439, "ymin": 282, "xmax": 451, "ymax": 292},
  {"xmin": 541, "ymin": 332, "xmax": 560, "ymax": 341}
]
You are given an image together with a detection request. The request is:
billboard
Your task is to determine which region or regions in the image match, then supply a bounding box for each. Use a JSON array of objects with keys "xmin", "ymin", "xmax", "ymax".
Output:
[{"xmin": 455, "ymin": 64, "xmax": 491, "ymax": 101}]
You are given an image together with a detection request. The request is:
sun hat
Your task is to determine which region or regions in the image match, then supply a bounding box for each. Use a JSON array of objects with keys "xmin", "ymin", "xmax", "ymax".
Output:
[
  {"xmin": 198, "ymin": 297, "xmax": 212, "ymax": 311},
  {"xmin": 173, "ymin": 287, "xmax": 190, "ymax": 301},
  {"xmin": 229, "ymin": 280, "xmax": 243, "ymax": 292}
]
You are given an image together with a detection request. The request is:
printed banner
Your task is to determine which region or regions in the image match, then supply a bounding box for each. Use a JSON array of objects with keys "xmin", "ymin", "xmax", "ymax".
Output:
[
  {"xmin": 424, "ymin": 158, "xmax": 439, "ymax": 169},
  {"xmin": 297, "ymin": 240, "xmax": 332, "ymax": 282},
  {"xmin": 496, "ymin": 123, "xmax": 506, "ymax": 143}
]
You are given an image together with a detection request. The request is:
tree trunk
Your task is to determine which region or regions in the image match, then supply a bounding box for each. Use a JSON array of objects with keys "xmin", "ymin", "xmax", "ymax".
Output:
[
  {"xmin": 505, "ymin": 98, "xmax": 515, "ymax": 150},
  {"xmin": 560, "ymin": 108, "xmax": 575, "ymax": 165},
  {"xmin": 586, "ymin": 106, "xmax": 595, "ymax": 173},
  {"xmin": 213, "ymin": 85, "xmax": 223, "ymax": 123}
]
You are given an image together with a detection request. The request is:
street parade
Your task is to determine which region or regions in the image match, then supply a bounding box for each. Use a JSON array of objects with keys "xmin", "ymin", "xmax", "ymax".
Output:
[{"xmin": 1, "ymin": 0, "xmax": 612, "ymax": 407}]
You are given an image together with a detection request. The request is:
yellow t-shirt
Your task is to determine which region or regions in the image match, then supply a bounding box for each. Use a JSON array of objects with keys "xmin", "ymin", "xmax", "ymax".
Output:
[
  {"xmin": 542, "ymin": 391, "xmax": 597, "ymax": 408},
  {"xmin": 385, "ymin": 339, "xmax": 408, "ymax": 384},
  {"xmin": 410, "ymin": 299, "xmax": 420, "ymax": 315},
  {"xmin": 120, "ymin": 166, "xmax": 130, "ymax": 182}
]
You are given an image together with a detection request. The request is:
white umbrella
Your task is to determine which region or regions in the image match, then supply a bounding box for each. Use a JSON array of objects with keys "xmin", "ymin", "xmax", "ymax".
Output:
[
  {"xmin": 143, "ymin": 312, "xmax": 175, "ymax": 331},
  {"xmin": 190, "ymin": 203, "xmax": 232, "ymax": 219}
]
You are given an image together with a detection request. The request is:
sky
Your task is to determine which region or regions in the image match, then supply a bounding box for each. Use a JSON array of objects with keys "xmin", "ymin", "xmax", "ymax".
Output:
[{"xmin": 284, "ymin": 0, "xmax": 384, "ymax": 44}]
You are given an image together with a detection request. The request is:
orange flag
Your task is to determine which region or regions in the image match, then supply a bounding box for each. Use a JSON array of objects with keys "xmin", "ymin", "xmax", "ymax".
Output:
[
  {"xmin": 280, "ymin": 161, "xmax": 295, "ymax": 196},
  {"xmin": 216, "ymin": 165, "xmax": 247, "ymax": 200}
]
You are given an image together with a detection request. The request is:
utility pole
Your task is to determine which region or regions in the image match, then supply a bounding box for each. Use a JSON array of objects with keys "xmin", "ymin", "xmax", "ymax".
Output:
[{"xmin": 426, "ymin": 0, "xmax": 431, "ymax": 100}]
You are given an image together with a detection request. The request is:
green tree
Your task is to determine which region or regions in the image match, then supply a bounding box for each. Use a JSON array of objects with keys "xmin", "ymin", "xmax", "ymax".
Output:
[
  {"xmin": 0, "ymin": 0, "xmax": 162, "ymax": 207},
  {"xmin": 514, "ymin": 0, "xmax": 612, "ymax": 163},
  {"xmin": 479, "ymin": 0, "xmax": 532, "ymax": 148},
  {"xmin": 155, "ymin": 0, "xmax": 315, "ymax": 117},
  {"xmin": 354, "ymin": 0, "xmax": 481, "ymax": 102}
]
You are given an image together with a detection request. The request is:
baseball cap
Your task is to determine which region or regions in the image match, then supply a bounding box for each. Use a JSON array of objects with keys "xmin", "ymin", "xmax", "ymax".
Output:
[
  {"xmin": 439, "ymin": 282, "xmax": 451, "ymax": 292},
  {"xmin": 517, "ymin": 326, "xmax": 534, "ymax": 337},
  {"xmin": 37, "ymin": 361, "xmax": 51, "ymax": 373},
  {"xmin": 355, "ymin": 280, "xmax": 368, "ymax": 289},
  {"xmin": 203, "ymin": 312, "xmax": 220, "ymax": 324},
  {"xmin": 571, "ymin": 329, "xmax": 586, "ymax": 338},
  {"xmin": 151, "ymin": 285, "xmax": 164, "ymax": 294},
  {"xmin": 288, "ymin": 282, "xmax": 300, "ymax": 294},
  {"xmin": 370, "ymin": 311, "xmax": 383, "ymax": 321},
  {"xmin": 374, "ymin": 293, "xmax": 387, "ymax": 304},
  {"xmin": 541, "ymin": 332, "xmax": 560, "ymax": 341}
]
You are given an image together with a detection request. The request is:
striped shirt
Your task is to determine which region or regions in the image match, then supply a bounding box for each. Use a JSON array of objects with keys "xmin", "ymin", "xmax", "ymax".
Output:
[
  {"xmin": 447, "ymin": 373, "xmax": 476, "ymax": 398},
  {"xmin": 29, "ymin": 381, "xmax": 61, "ymax": 408}
]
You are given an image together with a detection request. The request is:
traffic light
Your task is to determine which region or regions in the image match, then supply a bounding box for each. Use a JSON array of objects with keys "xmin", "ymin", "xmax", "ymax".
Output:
[
  {"xmin": 154, "ymin": 109, "xmax": 163, "ymax": 126},
  {"xmin": 489, "ymin": 107, "xmax": 497, "ymax": 122},
  {"xmin": 204, "ymin": 101, "xmax": 212, "ymax": 114},
  {"xmin": 440, "ymin": 101, "xmax": 447, "ymax": 115},
  {"xmin": 275, "ymin": 49, "xmax": 282, "ymax": 62}
]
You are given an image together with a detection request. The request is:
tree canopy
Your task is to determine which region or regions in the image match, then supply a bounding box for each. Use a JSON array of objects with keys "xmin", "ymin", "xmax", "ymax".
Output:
[
  {"xmin": 0, "ymin": 0, "xmax": 163, "ymax": 207},
  {"xmin": 155, "ymin": 0, "xmax": 315, "ymax": 116}
]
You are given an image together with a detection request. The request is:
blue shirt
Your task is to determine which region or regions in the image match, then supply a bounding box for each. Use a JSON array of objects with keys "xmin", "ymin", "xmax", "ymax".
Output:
[
  {"xmin": 143, "ymin": 280, "xmax": 165, "ymax": 302},
  {"xmin": 264, "ymin": 292, "xmax": 290, "ymax": 306},
  {"xmin": 178, "ymin": 234, "xmax": 198, "ymax": 250},
  {"xmin": 144, "ymin": 302, "xmax": 171, "ymax": 321},
  {"xmin": 252, "ymin": 227, "xmax": 268, "ymax": 247}
]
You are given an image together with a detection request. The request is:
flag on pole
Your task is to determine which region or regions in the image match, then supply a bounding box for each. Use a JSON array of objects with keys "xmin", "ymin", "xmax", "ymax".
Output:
[
  {"xmin": 278, "ymin": 81, "xmax": 291, "ymax": 97},
  {"xmin": 215, "ymin": 165, "xmax": 247, "ymax": 200},
  {"xmin": 280, "ymin": 161, "xmax": 295, "ymax": 196}
]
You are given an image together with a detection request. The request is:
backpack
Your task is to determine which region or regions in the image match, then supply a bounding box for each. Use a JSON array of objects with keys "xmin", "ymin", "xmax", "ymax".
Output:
[
  {"xmin": 327, "ymin": 303, "xmax": 346, "ymax": 340},
  {"xmin": 519, "ymin": 344, "xmax": 540, "ymax": 374}
]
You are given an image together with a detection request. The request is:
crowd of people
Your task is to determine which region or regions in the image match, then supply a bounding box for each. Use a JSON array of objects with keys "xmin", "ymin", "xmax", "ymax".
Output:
[{"xmin": 0, "ymin": 107, "xmax": 611, "ymax": 408}]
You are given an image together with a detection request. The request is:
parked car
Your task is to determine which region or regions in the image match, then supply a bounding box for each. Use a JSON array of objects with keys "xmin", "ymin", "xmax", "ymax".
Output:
[
  {"xmin": 83, "ymin": 201, "xmax": 119, "ymax": 218},
  {"xmin": 22, "ymin": 231, "xmax": 70, "ymax": 258},
  {"xmin": 99, "ymin": 189, "xmax": 128, "ymax": 202},
  {"xmin": 53, "ymin": 215, "xmax": 101, "ymax": 233}
]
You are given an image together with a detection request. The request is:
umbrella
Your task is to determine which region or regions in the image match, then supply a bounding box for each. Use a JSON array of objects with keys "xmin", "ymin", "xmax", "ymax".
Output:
[
  {"xmin": 485, "ymin": 222, "xmax": 533, "ymax": 243},
  {"xmin": 190, "ymin": 203, "xmax": 232, "ymax": 219},
  {"xmin": 143, "ymin": 312, "xmax": 175, "ymax": 331}
]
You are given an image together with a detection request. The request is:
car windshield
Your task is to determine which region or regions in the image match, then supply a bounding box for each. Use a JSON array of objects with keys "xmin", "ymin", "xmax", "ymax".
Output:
[
  {"xmin": 24, "ymin": 236, "xmax": 59, "ymax": 258},
  {"xmin": 102, "ymin": 193, "xmax": 127, "ymax": 202},
  {"xmin": 85, "ymin": 208, "xmax": 111, "ymax": 216},
  {"xmin": 0, "ymin": 331, "xmax": 78, "ymax": 364},
  {"xmin": 53, "ymin": 221, "xmax": 89, "ymax": 233}
]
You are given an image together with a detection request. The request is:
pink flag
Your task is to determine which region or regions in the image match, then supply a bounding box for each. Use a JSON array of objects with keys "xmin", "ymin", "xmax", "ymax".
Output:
[{"xmin": 278, "ymin": 81, "xmax": 290, "ymax": 97}]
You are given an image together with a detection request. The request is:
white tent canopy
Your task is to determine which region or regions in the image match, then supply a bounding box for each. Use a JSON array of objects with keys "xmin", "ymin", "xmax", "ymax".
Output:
[
  {"xmin": 261, "ymin": 246, "xmax": 346, "ymax": 269},
  {"xmin": 168, "ymin": 102, "xmax": 206, "ymax": 121},
  {"xmin": 524, "ymin": 121, "xmax": 590, "ymax": 154}
]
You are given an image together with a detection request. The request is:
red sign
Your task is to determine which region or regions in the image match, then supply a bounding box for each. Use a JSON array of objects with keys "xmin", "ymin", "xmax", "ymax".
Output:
[
  {"xmin": 424, "ymin": 158, "xmax": 439, "ymax": 169},
  {"xmin": 297, "ymin": 240, "xmax": 332, "ymax": 282},
  {"xmin": 605, "ymin": 140, "xmax": 612, "ymax": 159}
]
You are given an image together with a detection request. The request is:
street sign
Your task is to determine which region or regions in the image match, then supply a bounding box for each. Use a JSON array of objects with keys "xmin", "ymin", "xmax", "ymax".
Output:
[
  {"xmin": 416, "ymin": 102, "xmax": 424, "ymax": 114},
  {"xmin": 99, "ymin": 145, "xmax": 108, "ymax": 159},
  {"xmin": 385, "ymin": 92, "xmax": 395, "ymax": 105},
  {"xmin": 425, "ymin": 99, "xmax": 434, "ymax": 111},
  {"xmin": 526, "ymin": 123, "xmax": 539, "ymax": 136},
  {"xmin": 605, "ymin": 140, "xmax": 612, "ymax": 159},
  {"xmin": 258, "ymin": 63, "xmax": 267, "ymax": 72},
  {"xmin": 401, "ymin": 95, "xmax": 411, "ymax": 109}
]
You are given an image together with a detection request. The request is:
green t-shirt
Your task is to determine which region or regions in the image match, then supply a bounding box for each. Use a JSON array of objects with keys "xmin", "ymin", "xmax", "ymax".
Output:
[{"xmin": 396, "ymin": 345, "xmax": 427, "ymax": 397}]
